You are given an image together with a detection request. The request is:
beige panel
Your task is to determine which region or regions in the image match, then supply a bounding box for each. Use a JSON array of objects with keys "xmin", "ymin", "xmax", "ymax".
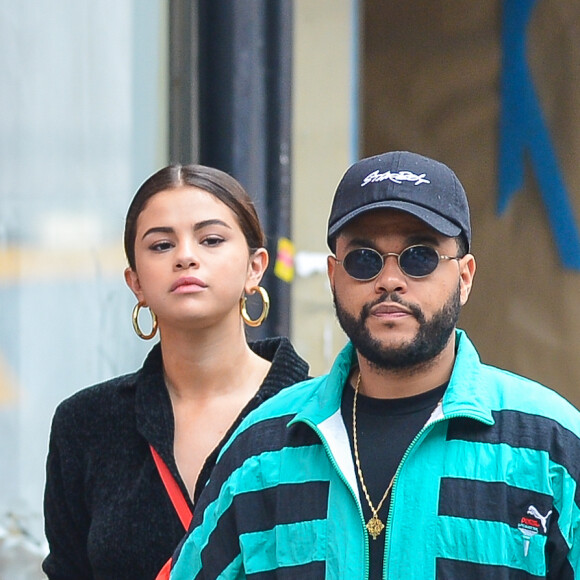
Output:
[
  {"xmin": 291, "ymin": 0, "xmax": 355, "ymax": 374},
  {"xmin": 363, "ymin": 0, "xmax": 580, "ymax": 407}
]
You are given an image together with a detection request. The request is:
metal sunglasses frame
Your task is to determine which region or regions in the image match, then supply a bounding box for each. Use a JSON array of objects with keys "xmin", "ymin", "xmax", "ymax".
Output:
[{"xmin": 333, "ymin": 244, "xmax": 460, "ymax": 280}]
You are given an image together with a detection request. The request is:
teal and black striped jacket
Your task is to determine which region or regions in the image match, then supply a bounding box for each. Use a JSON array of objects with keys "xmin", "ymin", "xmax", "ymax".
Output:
[{"xmin": 170, "ymin": 330, "xmax": 580, "ymax": 579}]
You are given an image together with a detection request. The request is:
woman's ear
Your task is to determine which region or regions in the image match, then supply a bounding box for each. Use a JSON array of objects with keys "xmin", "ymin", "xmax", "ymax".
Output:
[
  {"xmin": 245, "ymin": 248, "xmax": 269, "ymax": 292},
  {"xmin": 124, "ymin": 267, "xmax": 145, "ymax": 304}
]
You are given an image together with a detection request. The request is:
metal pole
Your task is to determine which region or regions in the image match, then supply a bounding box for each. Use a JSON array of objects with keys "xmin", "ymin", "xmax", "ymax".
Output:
[
  {"xmin": 168, "ymin": 0, "xmax": 199, "ymax": 164},
  {"xmin": 196, "ymin": 0, "xmax": 293, "ymax": 339}
]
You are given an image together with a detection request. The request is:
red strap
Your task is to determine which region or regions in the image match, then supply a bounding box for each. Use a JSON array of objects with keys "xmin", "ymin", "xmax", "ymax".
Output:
[
  {"xmin": 154, "ymin": 556, "xmax": 172, "ymax": 580},
  {"xmin": 150, "ymin": 445, "xmax": 193, "ymax": 530}
]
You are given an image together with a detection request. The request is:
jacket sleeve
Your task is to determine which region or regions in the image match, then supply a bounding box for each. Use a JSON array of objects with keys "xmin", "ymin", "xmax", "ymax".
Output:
[
  {"xmin": 42, "ymin": 404, "xmax": 93, "ymax": 579},
  {"xmin": 546, "ymin": 424, "xmax": 580, "ymax": 579},
  {"xmin": 169, "ymin": 482, "xmax": 244, "ymax": 579},
  {"xmin": 169, "ymin": 450, "xmax": 247, "ymax": 579}
]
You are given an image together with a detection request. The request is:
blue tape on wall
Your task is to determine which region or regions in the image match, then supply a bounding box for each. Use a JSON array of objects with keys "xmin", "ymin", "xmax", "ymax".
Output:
[{"xmin": 499, "ymin": 0, "xmax": 580, "ymax": 270}]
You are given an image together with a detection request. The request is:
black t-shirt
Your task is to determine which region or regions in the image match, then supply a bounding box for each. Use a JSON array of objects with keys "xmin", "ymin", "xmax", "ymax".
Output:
[{"xmin": 341, "ymin": 379, "xmax": 447, "ymax": 580}]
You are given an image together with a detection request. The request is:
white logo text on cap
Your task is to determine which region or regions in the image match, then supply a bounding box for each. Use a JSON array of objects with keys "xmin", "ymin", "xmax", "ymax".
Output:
[{"xmin": 361, "ymin": 170, "xmax": 430, "ymax": 187}]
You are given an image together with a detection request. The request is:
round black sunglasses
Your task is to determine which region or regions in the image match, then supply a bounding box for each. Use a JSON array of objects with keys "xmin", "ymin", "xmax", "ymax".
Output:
[{"xmin": 334, "ymin": 245, "xmax": 460, "ymax": 281}]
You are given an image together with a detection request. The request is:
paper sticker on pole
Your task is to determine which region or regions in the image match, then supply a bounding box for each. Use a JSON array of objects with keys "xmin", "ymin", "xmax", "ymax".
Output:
[{"xmin": 274, "ymin": 237, "xmax": 295, "ymax": 283}]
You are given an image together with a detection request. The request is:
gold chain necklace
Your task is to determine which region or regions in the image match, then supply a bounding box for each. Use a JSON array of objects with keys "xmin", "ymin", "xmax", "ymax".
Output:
[{"xmin": 352, "ymin": 372, "xmax": 395, "ymax": 540}]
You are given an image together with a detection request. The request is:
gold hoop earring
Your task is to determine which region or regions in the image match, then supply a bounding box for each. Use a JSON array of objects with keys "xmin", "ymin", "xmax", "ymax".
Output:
[
  {"xmin": 240, "ymin": 286, "xmax": 270, "ymax": 327},
  {"xmin": 132, "ymin": 302, "xmax": 158, "ymax": 340}
]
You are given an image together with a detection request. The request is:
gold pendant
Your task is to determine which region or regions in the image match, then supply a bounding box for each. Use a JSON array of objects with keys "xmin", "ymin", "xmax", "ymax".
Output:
[{"xmin": 366, "ymin": 514, "xmax": 385, "ymax": 540}]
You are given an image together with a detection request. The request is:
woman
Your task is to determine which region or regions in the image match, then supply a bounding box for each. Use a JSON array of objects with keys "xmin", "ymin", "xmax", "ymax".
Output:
[{"xmin": 42, "ymin": 165, "xmax": 309, "ymax": 579}]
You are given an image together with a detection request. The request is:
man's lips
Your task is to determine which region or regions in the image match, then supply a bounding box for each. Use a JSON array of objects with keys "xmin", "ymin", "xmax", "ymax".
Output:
[
  {"xmin": 170, "ymin": 276, "xmax": 208, "ymax": 292},
  {"xmin": 370, "ymin": 302, "xmax": 413, "ymax": 317}
]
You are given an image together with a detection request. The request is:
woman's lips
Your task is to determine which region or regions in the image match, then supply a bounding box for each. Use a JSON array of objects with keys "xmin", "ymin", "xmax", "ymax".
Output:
[{"xmin": 170, "ymin": 276, "xmax": 208, "ymax": 293}]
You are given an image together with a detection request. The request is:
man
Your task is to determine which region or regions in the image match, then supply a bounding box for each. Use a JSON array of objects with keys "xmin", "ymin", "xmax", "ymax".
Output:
[{"xmin": 169, "ymin": 151, "xmax": 580, "ymax": 579}]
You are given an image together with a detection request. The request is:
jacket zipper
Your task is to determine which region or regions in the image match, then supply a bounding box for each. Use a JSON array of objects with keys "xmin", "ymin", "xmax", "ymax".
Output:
[
  {"xmin": 382, "ymin": 411, "xmax": 492, "ymax": 579},
  {"xmin": 297, "ymin": 417, "xmax": 371, "ymax": 580}
]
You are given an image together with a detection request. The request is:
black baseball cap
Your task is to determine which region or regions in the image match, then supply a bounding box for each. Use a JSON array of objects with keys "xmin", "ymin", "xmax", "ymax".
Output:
[{"xmin": 327, "ymin": 151, "xmax": 471, "ymax": 251}]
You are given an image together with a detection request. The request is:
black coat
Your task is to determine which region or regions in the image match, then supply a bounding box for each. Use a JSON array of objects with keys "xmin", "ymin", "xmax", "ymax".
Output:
[{"xmin": 42, "ymin": 337, "xmax": 309, "ymax": 580}]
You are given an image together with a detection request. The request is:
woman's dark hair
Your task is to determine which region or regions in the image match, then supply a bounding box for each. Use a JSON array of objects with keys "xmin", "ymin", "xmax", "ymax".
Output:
[{"xmin": 124, "ymin": 164, "xmax": 266, "ymax": 270}]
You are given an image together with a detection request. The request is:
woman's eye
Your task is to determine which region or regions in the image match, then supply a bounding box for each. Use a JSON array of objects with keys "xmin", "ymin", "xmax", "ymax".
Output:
[
  {"xmin": 202, "ymin": 236, "xmax": 225, "ymax": 247},
  {"xmin": 150, "ymin": 241, "xmax": 173, "ymax": 252}
]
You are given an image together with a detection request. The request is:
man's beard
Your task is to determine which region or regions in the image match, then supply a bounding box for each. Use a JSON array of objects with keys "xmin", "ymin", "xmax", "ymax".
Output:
[{"xmin": 333, "ymin": 284, "xmax": 461, "ymax": 372}]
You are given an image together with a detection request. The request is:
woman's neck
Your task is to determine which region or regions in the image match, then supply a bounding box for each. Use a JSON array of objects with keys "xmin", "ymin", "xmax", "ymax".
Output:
[{"xmin": 159, "ymin": 321, "xmax": 270, "ymax": 402}]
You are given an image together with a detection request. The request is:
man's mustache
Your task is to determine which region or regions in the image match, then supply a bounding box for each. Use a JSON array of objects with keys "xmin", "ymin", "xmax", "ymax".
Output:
[{"xmin": 361, "ymin": 292, "xmax": 424, "ymax": 323}]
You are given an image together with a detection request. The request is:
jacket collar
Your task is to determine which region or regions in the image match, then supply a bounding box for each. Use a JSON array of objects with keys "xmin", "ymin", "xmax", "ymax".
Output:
[
  {"xmin": 442, "ymin": 329, "xmax": 495, "ymax": 425},
  {"xmin": 295, "ymin": 329, "xmax": 495, "ymax": 427}
]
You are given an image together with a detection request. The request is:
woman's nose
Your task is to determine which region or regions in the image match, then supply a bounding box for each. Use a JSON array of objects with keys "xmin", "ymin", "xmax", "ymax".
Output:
[{"xmin": 174, "ymin": 242, "xmax": 199, "ymax": 270}]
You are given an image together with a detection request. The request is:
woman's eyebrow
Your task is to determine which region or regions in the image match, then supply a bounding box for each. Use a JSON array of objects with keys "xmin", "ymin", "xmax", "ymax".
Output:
[
  {"xmin": 141, "ymin": 219, "xmax": 232, "ymax": 240},
  {"xmin": 141, "ymin": 226, "xmax": 174, "ymax": 240},
  {"xmin": 193, "ymin": 219, "xmax": 232, "ymax": 232}
]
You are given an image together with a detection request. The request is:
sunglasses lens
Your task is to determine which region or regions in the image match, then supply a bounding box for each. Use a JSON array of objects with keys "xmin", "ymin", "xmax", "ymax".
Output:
[
  {"xmin": 343, "ymin": 248, "xmax": 383, "ymax": 280},
  {"xmin": 399, "ymin": 246, "xmax": 439, "ymax": 277}
]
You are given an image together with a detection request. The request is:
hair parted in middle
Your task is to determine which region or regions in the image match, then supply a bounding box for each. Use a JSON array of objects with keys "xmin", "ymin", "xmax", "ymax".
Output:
[{"xmin": 123, "ymin": 164, "xmax": 266, "ymax": 270}]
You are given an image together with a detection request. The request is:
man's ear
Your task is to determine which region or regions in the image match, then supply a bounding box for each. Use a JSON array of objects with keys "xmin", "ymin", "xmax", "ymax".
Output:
[
  {"xmin": 458, "ymin": 254, "xmax": 476, "ymax": 305},
  {"xmin": 124, "ymin": 267, "xmax": 145, "ymax": 304},
  {"xmin": 327, "ymin": 255, "xmax": 336, "ymax": 292}
]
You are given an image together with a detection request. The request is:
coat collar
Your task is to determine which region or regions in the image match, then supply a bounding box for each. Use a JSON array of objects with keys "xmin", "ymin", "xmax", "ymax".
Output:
[
  {"xmin": 134, "ymin": 337, "xmax": 310, "ymax": 481},
  {"xmin": 295, "ymin": 330, "xmax": 495, "ymax": 427}
]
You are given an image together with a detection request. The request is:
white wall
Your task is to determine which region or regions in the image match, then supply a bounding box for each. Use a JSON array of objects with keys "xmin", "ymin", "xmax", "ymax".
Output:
[
  {"xmin": 291, "ymin": 0, "xmax": 358, "ymax": 375},
  {"xmin": 0, "ymin": 1, "xmax": 167, "ymax": 574}
]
